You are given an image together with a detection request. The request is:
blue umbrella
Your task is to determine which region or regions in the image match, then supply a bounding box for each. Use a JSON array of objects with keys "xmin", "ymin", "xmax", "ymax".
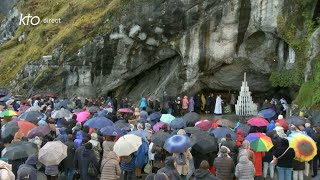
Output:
[
  {"xmin": 210, "ymin": 127, "xmax": 237, "ymax": 140},
  {"xmin": 164, "ymin": 134, "xmax": 191, "ymax": 153},
  {"xmin": 235, "ymin": 124, "xmax": 250, "ymax": 136},
  {"xmin": 148, "ymin": 112, "xmax": 162, "ymax": 121},
  {"xmin": 286, "ymin": 116, "xmax": 305, "ymax": 125},
  {"xmin": 100, "ymin": 126, "xmax": 125, "ymax": 136},
  {"xmin": 170, "ymin": 118, "xmax": 186, "ymax": 130},
  {"xmin": 128, "ymin": 129, "xmax": 149, "ymax": 138},
  {"xmin": 84, "ymin": 117, "xmax": 114, "ymax": 129},
  {"xmin": 0, "ymin": 95, "xmax": 11, "ymax": 102},
  {"xmin": 258, "ymin": 108, "xmax": 276, "ymax": 118},
  {"xmin": 95, "ymin": 110, "xmax": 107, "ymax": 117}
]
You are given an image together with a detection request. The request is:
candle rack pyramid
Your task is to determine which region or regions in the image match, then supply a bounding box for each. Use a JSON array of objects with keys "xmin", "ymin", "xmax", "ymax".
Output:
[{"xmin": 235, "ymin": 72, "xmax": 256, "ymax": 116}]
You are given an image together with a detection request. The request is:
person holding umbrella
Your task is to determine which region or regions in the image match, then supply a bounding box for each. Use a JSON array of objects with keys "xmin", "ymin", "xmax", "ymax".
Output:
[
  {"xmin": 158, "ymin": 156, "xmax": 182, "ymax": 180},
  {"xmin": 274, "ymin": 138, "xmax": 295, "ymax": 180},
  {"xmin": 0, "ymin": 160, "xmax": 15, "ymax": 180}
]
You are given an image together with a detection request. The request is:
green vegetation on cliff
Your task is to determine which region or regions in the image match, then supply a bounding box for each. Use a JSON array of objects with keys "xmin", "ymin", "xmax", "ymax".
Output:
[{"xmin": 0, "ymin": 0, "xmax": 127, "ymax": 86}]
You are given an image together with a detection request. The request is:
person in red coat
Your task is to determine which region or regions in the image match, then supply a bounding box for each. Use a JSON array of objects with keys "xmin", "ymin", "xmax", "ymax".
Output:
[{"xmin": 252, "ymin": 150, "xmax": 265, "ymax": 177}]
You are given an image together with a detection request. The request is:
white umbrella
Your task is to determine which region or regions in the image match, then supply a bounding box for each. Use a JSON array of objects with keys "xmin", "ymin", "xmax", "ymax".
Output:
[
  {"xmin": 26, "ymin": 106, "xmax": 41, "ymax": 112},
  {"xmin": 39, "ymin": 141, "xmax": 67, "ymax": 166},
  {"xmin": 51, "ymin": 109, "xmax": 71, "ymax": 119},
  {"xmin": 114, "ymin": 134, "xmax": 142, "ymax": 156}
]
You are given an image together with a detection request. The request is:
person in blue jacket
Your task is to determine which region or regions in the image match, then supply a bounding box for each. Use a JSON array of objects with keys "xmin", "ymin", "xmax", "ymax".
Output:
[
  {"xmin": 134, "ymin": 138, "xmax": 149, "ymax": 179},
  {"xmin": 140, "ymin": 97, "xmax": 147, "ymax": 111}
]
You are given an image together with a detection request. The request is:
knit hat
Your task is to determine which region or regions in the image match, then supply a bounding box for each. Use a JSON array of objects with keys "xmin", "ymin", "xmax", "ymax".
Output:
[{"xmin": 220, "ymin": 146, "xmax": 229, "ymax": 154}]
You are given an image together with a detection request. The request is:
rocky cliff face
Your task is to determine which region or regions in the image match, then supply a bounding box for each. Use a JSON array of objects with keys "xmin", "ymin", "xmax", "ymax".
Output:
[{"xmin": 0, "ymin": 0, "xmax": 319, "ymax": 102}]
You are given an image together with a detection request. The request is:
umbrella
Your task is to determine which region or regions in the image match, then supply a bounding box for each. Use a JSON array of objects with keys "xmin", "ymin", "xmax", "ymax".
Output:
[
  {"xmin": 275, "ymin": 119, "xmax": 289, "ymax": 130},
  {"xmin": 286, "ymin": 116, "xmax": 305, "ymax": 126},
  {"xmin": 170, "ymin": 118, "xmax": 186, "ymax": 130},
  {"xmin": 216, "ymin": 119, "xmax": 234, "ymax": 128},
  {"xmin": 258, "ymin": 108, "xmax": 276, "ymax": 119},
  {"xmin": 55, "ymin": 100, "xmax": 68, "ymax": 109},
  {"xmin": 184, "ymin": 127, "xmax": 202, "ymax": 134},
  {"xmin": 152, "ymin": 132, "xmax": 172, "ymax": 147},
  {"xmin": 148, "ymin": 112, "xmax": 162, "ymax": 121},
  {"xmin": 6, "ymin": 99, "xmax": 14, "ymax": 106},
  {"xmin": 118, "ymin": 108, "xmax": 133, "ymax": 113},
  {"xmin": 287, "ymin": 133, "xmax": 317, "ymax": 162},
  {"xmin": 2, "ymin": 120, "xmax": 37, "ymax": 138},
  {"xmin": 96, "ymin": 110, "xmax": 107, "ymax": 117},
  {"xmin": 113, "ymin": 134, "xmax": 142, "ymax": 156},
  {"xmin": 0, "ymin": 110, "xmax": 19, "ymax": 117},
  {"xmin": 160, "ymin": 114, "xmax": 175, "ymax": 124},
  {"xmin": 39, "ymin": 141, "xmax": 67, "ymax": 166},
  {"xmin": 100, "ymin": 126, "xmax": 125, "ymax": 136},
  {"xmin": 309, "ymin": 110, "xmax": 320, "ymax": 126},
  {"xmin": 84, "ymin": 117, "xmax": 114, "ymax": 129},
  {"xmin": 247, "ymin": 117, "xmax": 269, "ymax": 127},
  {"xmin": 245, "ymin": 133, "xmax": 274, "ymax": 152},
  {"xmin": 26, "ymin": 125, "xmax": 51, "ymax": 138},
  {"xmin": 18, "ymin": 105, "xmax": 30, "ymax": 112},
  {"xmin": 195, "ymin": 120, "xmax": 213, "ymax": 131},
  {"xmin": 153, "ymin": 122, "xmax": 166, "ymax": 132},
  {"xmin": 183, "ymin": 112, "xmax": 200, "ymax": 126},
  {"xmin": 87, "ymin": 106, "xmax": 100, "ymax": 113},
  {"xmin": 191, "ymin": 131, "xmax": 218, "ymax": 154},
  {"xmin": 26, "ymin": 106, "xmax": 41, "ymax": 112},
  {"xmin": 72, "ymin": 108, "xmax": 83, "ymax": 113},
  {"xmin": 2, "ymin": 141, "xmax": 38, "ymax": 160},
  {"xmin": 128, "ymin": 129, "xmax": 149, "ymax": 138},
  {"xmin": 76, "ymin": 111, "xmax": 90, "ymax": 123},
  {"xmin": 114, "ymin": 120, "xmax": 131, "ymax": 130},
  {"xmin": 164, "ymin": 134, "xmax": 191, "ymax": 153},
  {"xmin": 235, "ymin": 124, "xmax": 251, "ymax": 136},
  {"xmin": 210, "ymin": 127, "xmax": 237, "ymax": 140},
  {"xmin": 18, "ymin": 111, "xmax": 44, "ymax": 123},
  {"xmin": 51, "ymin": 109, "xmax": 71, "ymax": 119},
  {"xmin": 0, "ymin": 95, "xmax": 11, "ymax": 101}
]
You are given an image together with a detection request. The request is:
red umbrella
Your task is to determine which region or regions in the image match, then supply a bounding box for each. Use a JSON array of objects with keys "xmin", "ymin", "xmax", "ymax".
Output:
[
  {"xmin": 195, "ymin": 120, "xmax": 213, "ymax": 131},
  {"xmin": 118, "ymin": 108, "xmax": 133, "ymax": 113},
  {"xmin": 247, "ymin": 117, "xmax": 269, "ymax": 127},
  {"xmin": 276, "ymin": 119, "xmax": 289, "ymax": 130},
  {"xmin": 76, "ymin": 111, "xmax": 90, "ymax": 123}
]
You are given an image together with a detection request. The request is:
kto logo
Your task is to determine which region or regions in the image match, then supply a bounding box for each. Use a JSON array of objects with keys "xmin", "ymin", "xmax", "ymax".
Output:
[{"xmin": 19, "ymin": 14, "xmax": 40, "ymax": 26}]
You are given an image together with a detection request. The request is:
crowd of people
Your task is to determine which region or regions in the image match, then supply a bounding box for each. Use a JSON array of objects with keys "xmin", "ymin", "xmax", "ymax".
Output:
[{"xmin": 0, "ymin": 94, "xmax": 318, "ymax": 180}]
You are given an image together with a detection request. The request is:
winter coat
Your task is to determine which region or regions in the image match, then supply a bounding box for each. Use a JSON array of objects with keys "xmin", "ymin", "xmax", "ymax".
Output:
[
  {"xmin": 194, "ymin": 169, "xmax": 217, "ymax": 180},
  {"xmin": 262, "ymin": 147, "xmax": 274, "ymax": 163},
  {"xmin": 74, "ymin": 147, "xmax": 100, "ymax": 180},
  {"xmin": 74, "ymin": 130, "xmax": 83, "ymax": 148},
  {"xmin": 252, "ymin": 150, "xmax": 264, "ymax": 176},
  {"xmin": 173, "ymin": 149, "xmax": 193, "ymax": 176},
  {"xmin": 0, "ymin": 160, "xmax": 15, "ymax": 180},
  {"xmin": 188, "ymin": 97, "xmax": 195, "ymax": 112},
  {"xmin": 213, "ymin": 155, "xmax": 235, "ymax": 180},
  {"xmin": 140, "ymin": 97, "xmax": 147, "ymax": 108},
  {"xmin": 120, "ymin": 155, "xmax": 136, "ymax": 172},
  {"xmin": 102, "ymin": 141, "xmax": 115, "ymax": 162},
  {"xmin": 235, "ymin": 156, "xmax": 255, "ymax": 180},
  {"xmin": 293, "ymin": 159, "xmax": 305, "ymax": 171},
  {"xmin": 274, "ymin": 139, "xmax": 295, "ymax": 168},
  {"xmin": 17, "ymin": 154, "xmax": 37, "ymax": 180},
  {"xmin": 238, "ymin": 140, "xmax": 254, "ymax": 163},
  {"xmin": 100, "ymin": 151, "xmax": 121, "ymax": 180},
  {"xmin": 311, "ymin": 131, "xmax": 320, "ymax": 151},
  {"xmin": 140, "ymin": 110, "xmax": 148, "ymax": 120},
  {"xmin": 135, "ymin": 138, "xmax": 149, "ymax": 168},
  {"xmin": 89, "ymin": 138, "xmax": 102, "ymax": 161},
  {"xmin": 194, "ymin": 96, "xmax": 201, "ymax": 108},
  {"xmin": 267, "ymin": 120, "xmax": 276, "ymax": 132},
  {"xmin": 182, "ymin": 97, "xmax": 189, "ymax": 109},
  {"xmin": 63, "ymin": 140, "xmax": 76, "ymax": 168},
  {"xmin": 45, "ymin": 165, "xmax": 59, "ymax": 176},
  {"xmin": 158, "ymin": 157, "xmax": 182, "ymax": 180}
]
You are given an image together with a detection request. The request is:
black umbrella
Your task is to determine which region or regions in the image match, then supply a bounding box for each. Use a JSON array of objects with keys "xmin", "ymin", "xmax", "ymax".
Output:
[
  {"xmin": 1, "ymin": 121, "xmax": 19, "ymax": 139},
  {"xmin": 183, "ymin": 112, "xmax": 200, "ymax": 127},
  {"xmin": 152, "ymin": 132, "xmax": 172, "ymax": 147},
  {"xmin": 18, "ymin": 111, "xmax": 44, "ymax": 123},
  {"xmin": 0, "ymin": 89, "xmax": 8, "ymax": 96},
  {"xmin": 114, "ymin": 120, "xmax": 131, "ymax": 130},
  {"xmin": 3, "ymin": 141, "xmax": 38, "ymax": 160},
  {"xmin": 87, "ymin": 106, "xmax": 100, "ymax": 113},
  {"xmin": 170, "ymin": 118, "xmax": 186, "ymax": 130},
  {"xmin": 191, "ymin": 131, "xmax": 218, "ymax": 154},
  {"xmin": 309, "ymin": 110, "xmax": 320, "ymax": 126},
  {"xmin": 184, "ymin": 127, "xmax": 202, "ymax": 134},
  {"xmin": 235, "ymin": 124, "xmax": 251, "ymax": 136},
  {"xmin": 286, "ymin": 116, "xmax": 305, "ymax": 126}
]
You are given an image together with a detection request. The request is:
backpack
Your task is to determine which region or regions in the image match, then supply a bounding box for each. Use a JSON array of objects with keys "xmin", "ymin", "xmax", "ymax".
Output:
[{"xmin": 176, "ymin": 152, "xmax": 187, "ymax": 165}]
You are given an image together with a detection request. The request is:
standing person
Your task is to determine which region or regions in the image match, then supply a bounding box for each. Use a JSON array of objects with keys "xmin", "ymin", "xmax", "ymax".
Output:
[
  {"xmin": 221, "ymin": 134, "xmax": 238, "ymax": 164},
  {"xmin": 280, "ymin": 98, "xmax": 288, "ymax": 117},
  {"xmin": 182, "ymin": 96, "xmax": 189, "ymax": 115},
  {"xmin": 238, "ymin": 140, "xmax": 254, "ymax": 163},
  {"xmin": 89, "ymin": 133, "xmax": 102, "ymax": 162},
  {"xmin": 63, "ymin": 134, "xmax": 76, "ymax": 180},
  {"xmin": 174, "ymin": 97, "xmax": 181, "ymax": 116},
  {"xmin": 213, "ymin": 146, "xmax": 235, "ymax": 180},
  {"xmin": 45, "ymin": 165, "xmax": 59, "ymax": 180},
  {"xmin": 194, "ymin": 94, "xmax": 201, "ymax": 113},
  {"xmin": 120, "ymin": 154, "xmax": 136, "ymax": 180},
  {"xmin": 252, "ymin": 150, "xmax": 265, "ymax": 178},
  {"xmin": 101, "ymin": 136, "xmax": 115, "ymax": 166},
  {"xmin": 140, "ymin": 96, "xmax": 147, "ymax": 111},
  {"xmin": 194, "ymin": 160, "xmax": 218, "ymax": 180},
  {"xmin": 230, "ymin": 92, "xmax": 236, "ymax": 113},
  {"xmin": 262, "ymin": 132, "xmax": 276, "ymax": 180},
  {"xmin": 292, "ymin": 159, "xmax": 305, "ymax": 180},
  {"xmin": 235, "ymin": 156, "xmax": 255, "ymax": 180},
  {"xmin": 205, "ymin": 95, "xmax": 211, "ymax": 114},
  {"xmin": 274, "ymin": 138, "xmax": 295, "ymax": 180},
  {"xmin": 214, "ymin": 95, "xmax": 223, "ymax": 115},
  {"xmin": 17, "ymin": 154, "xmax": 38, "ymax": 180},
  {"xmin": 74, "ymin": 143, "xmax": 100, "ymax": 180},
  {"xmin": 148, "ymin": 97, "xmax": 154, "ymax": 111},
  {"xmin": 100, "ymin": 151, "xmax": 121, "ymax": 180},
  {"xmin": 188, "ymin": 96, "xmax": 194, "ymax": 112},
  {"xmin": 134, "ymin": 138, "xmax": 149, "ymax": 179},
  {"xmin": 0, "ymin": 160, "xmax": 15, "ymax": 180},
  {"xmin": 158, "ymin": 156, "xmax": 182, "ymax": 180},
  {"xmin": 173, "ymin": 148, "xmax": 193, "ymax": 179},
  {"xmin": 113, "ymin": 97, "xmax": 118, "ymax": 112},
  {"xmin": 311, "ymin": 127, "xmax": 320, "ymax": 178}
]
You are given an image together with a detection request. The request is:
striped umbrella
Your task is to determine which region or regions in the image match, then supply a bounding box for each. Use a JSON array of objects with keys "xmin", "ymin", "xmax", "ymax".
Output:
[
  {"xmin": 0, "ymin": 110, "xmax": 19, "ymax": 117},
  {"xmin": 245, "ymin": 133, "xmax": 273, "ymax": 152}
]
